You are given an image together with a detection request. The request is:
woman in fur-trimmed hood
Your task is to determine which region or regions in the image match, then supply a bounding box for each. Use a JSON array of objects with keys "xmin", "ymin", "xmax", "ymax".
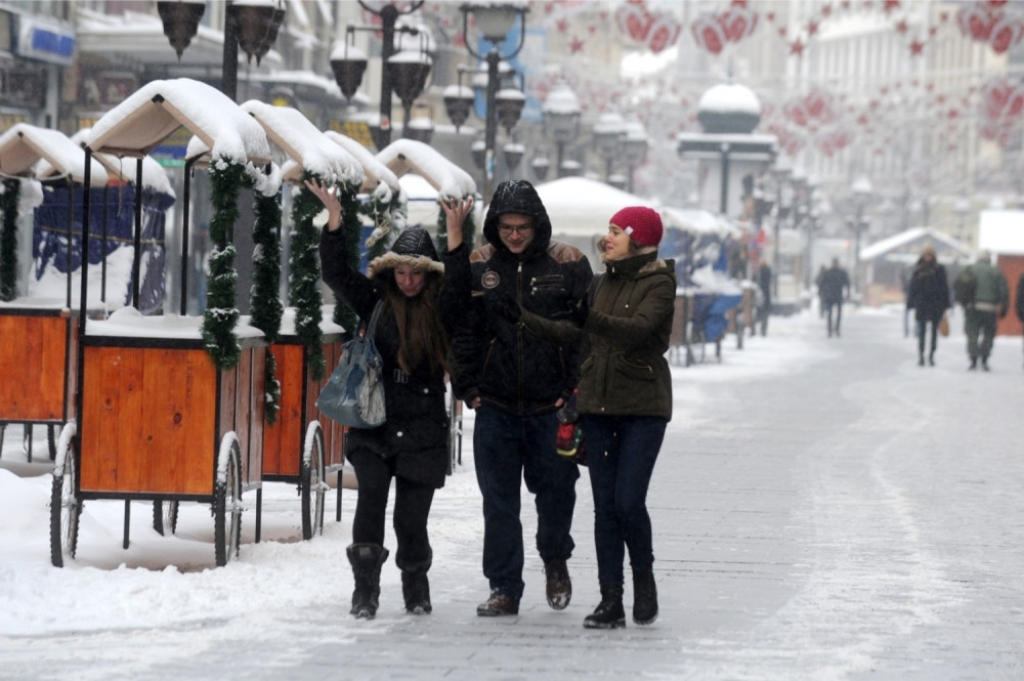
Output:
[
  {"xmin": 309, "ymin": 179, "xmax": 464, "ymax": 621},
  {"xmin": 519, "ymin": 205, "xmax": 675, "ymax": 631}
]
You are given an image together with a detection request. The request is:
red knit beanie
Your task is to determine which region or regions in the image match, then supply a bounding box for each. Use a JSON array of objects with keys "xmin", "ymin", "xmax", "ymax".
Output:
[{"xmin": 609, "ymin": 206, "xmax": 663, "ymax": 248}]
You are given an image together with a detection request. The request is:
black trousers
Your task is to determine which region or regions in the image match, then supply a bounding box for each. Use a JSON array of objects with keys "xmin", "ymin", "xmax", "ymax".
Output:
[
  {"xmin": 349, "ymin": 449, "xmax": 435, "ymax": 572},
  {"xmin": 918, "ymin": 312, "xmax": 942, "ymax": 357}
]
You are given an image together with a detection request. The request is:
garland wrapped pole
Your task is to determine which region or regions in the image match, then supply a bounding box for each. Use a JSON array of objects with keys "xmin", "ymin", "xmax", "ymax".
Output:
[
  {"xmin": 0, "ymin": 178, "xmax": 20, "ymax": 302},
  {"xmin": 201, "ymin": 158, "xmax": 244, "ymax": 369},
  {"xmin": 290, "ymin": 172, "xmax": 331, "ymax": 380},
  {"xmin": 250, "ymin": 184, "xmax": 283, "ymax": 423},
  {"xmin": 331, "ymin": 183, "xmax": 363, "ymax": 337}
]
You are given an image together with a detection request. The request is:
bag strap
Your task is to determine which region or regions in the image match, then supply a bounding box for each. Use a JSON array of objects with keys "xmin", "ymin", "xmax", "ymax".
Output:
[{"xmin": 365, "ymin": 300, "xmax": 384, "ymax": 341}]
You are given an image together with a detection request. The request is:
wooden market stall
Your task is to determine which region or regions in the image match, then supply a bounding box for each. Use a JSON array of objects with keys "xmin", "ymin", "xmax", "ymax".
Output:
[
  {"xmin": 0, "ymin": 124, "xmax": 109, "ymax": 461},
  {"xmin": 49, "ymin": 78, "xmax": 276, "ymax": 568}
]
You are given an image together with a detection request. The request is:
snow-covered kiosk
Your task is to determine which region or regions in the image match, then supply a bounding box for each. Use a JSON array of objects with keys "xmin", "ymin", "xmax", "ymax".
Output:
[
  {"xmin": 49, "ymin": 79, "xmax": 278, "ymax": 568},
  {"xmin": 241, "ymin": 100, "xmax": 367, "ymax": 539},
  {"xmin": 535, "ymin": 175, "xmax": 657, "ymax": 266},
  {"xmin": 858, "ymin": 227, "xmax": 973, "ymax": 307},
  {"xmin": 978, "ymin": 210, "xmax": 1024, "ymax": 336},
  {"xmin": 374, "ymin": 138, "xmax": 478, "ymax": 252},
  {"xmin": 0, "ymin": 124, "xmax": 108, "ymax": 461}
]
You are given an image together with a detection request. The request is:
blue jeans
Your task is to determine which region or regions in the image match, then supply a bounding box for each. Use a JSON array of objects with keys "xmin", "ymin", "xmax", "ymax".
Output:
[
  {"xmin": 473, "ymin": 406, "xmax": 580, "ymax": 600},
  {"xmin": 581, "ymin": 414, "xmax": 667, "ymax": 587}
]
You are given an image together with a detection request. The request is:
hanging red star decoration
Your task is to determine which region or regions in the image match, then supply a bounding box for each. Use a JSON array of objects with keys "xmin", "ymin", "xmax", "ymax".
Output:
[
  {"xmin": 909, "ymin": 39, "xmax": 925, "ymax": 55},
  {"xmin": 895, "ymin": 19, "xmax": 909, "ymax": 33},
  {"xmin": 557, "ymin": 18, "xmax": 569, "ymax": 33},
  {"xmin": 822, "ymin": 4, "xmax": 833, "ymax": 17},
  {"xmin": 807, "ymin": 19, "xmax": 820, "ymax": 36},
  {"xmin": 789, "ymin": 38, "xmax": 805, "ymax": 54},
  {"xmin": 883, "ymin": 0, "xmax": 900, "ymax": 13},
  {"xmin": 570, "ymin": 36, "xmax": 584, "ymax": 53}
]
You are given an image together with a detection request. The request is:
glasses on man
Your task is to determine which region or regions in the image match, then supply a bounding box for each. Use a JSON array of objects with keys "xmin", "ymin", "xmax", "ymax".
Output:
[{"xmin": 498, "ymin": 222, "xmax": 534, "ymax": 236}]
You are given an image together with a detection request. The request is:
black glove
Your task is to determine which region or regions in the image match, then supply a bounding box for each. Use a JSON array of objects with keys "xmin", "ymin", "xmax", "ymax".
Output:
[{"xmin": 484, "ymin": 288, "xmax": 520, "ymax": 323}]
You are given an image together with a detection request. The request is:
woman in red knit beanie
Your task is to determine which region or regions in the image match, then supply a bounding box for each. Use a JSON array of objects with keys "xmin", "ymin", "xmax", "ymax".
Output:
[{"xmin": 519, "ymin": 205, "xmax": 675, "ymax": 629}]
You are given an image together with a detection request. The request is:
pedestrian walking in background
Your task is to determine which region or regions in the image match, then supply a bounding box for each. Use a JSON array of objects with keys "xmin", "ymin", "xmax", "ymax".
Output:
[
  {"xmin": 1016, "ymin": 270, "xmax": 1024, "ymax": 368},
  {"xmin": 444, "ymin": 180, "xmax": 593, "ymax": 618},
  {"xmin": 753, "ymin": 258, "xmax": 772, "ymax": 336},
  {"xmin": 954, "ymin": 249, "xmax": 1009, "ymax": 371},
  {"xmin": 816, "ymin": 265, "xmax": 827, "ymax": 317},
  {"xmin": 310, "ymin": 179, "xmax": 466, "ymax": 620},
  {"xmin": 518, "ymin": 206, "xmax": 675, "ymax": 630},
  {"xmin": 905, "ymin": 245, "xmax": 951, "ymax": 366},
  {"xmin": 816, "ymin": 258, "xmax": 851, "ymax": 337}
]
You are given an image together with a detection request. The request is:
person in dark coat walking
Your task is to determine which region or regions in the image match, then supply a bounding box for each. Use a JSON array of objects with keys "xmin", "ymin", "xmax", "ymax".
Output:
[
  {"xmin": 443, "ymin": 180, "xmax": 593, "ymax": 618},
  {"xmin": 753, "ymin": 258, "xmax": 772, "ymax": 336},
  {"xmin": 905, "ymin": 245, "xmax": 951, "ymax": 366},
  {"xmin": 309, "ymin": 179, "xmax": 467, "ymax": 620},
  {"xmin": 816, "ymin": 258, "xmax": 850, "ymax": 337},
  {"xmin": 517, "ymin": 206, "xmax": 674, "ymax": 630}
]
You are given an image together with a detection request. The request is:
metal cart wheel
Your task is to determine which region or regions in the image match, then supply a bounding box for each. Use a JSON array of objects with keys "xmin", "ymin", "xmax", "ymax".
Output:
[
  {"xmin": 153, "ymin": 500, "xmax": 179, "ymax": 536},
  {"xmin": 214, "ymin": 433, "xmax": 242, "ymax": 567},
  {"xmin": 300, "ymin": 421, "xmax": 326, "ymax": 541},
  {"xmin": 49, "ymin": 422, "xmax": 81, "ymax": 568}
]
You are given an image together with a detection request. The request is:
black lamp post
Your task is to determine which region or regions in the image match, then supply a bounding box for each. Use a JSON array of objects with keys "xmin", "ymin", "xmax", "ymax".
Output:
[
  {"xmin": 329, "ymin": 1, "xmax": 427, "ymax": 149},
  {"xmin": 769, "ymin": 163, "xmax": 792, "ymax": 298},
  {"xmin": 457, "ymin": 2, "xmax": 528, "ymax": 202},
  {"xmin": 157, "ymin": 0, "xmax": 286, "ymax": 102},
  {"xmin": 593, "ymin": 110, "xmax": 625, "ymax": 182},
  {"xmin": 542, "ymin": 83, "xmax": 580, "ymax": 179}
]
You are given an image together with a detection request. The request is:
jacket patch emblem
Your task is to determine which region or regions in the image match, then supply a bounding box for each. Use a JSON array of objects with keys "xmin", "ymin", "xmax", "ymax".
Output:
[{"xmin": 481, "ymin": 271, "xmax": 500, "ymax": 289}]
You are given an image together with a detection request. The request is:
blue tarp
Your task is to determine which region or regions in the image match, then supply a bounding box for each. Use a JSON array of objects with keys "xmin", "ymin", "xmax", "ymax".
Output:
[{"xmin": 33, "ymin": 183, "xmax": 174, "ymax": 313}]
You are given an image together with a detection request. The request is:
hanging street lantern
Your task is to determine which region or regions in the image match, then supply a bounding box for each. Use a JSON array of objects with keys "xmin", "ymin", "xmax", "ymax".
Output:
[
  {"xmin": 495, "ymin": 88, "xmax": 526, "ymax": 135},
  {"xmin": 232, "ymin": 1, "xmax": 286, "ymax": 66},
  {"xmin": 503, "ymin": 142, "xmax": 524, "ymax": 173},
  {"xmin": 531, "ymin": 156, "xmax": 550, "ymax": 182},
  {"xmin": 387, "ymin": 50, "xmax": 433, "ymax": 137},
  {"xmin": 443, "ymin": 84, "xmax": 475, "ymax": 132},
  {"xmin": 329, "ymin": 43, "xmax": 368, "ymax": 101},
  {"xmin": 157, "ymin": 0, "xmax": 207, "ymax": 60}
]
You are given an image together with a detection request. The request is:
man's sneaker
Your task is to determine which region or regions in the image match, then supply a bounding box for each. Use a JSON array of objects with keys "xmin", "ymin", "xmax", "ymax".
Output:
[
  {"xmin": 544, "ymin": 559, "xmax": 572, "ymax": 610},
  {"xmin": 477, "ymin": 591, "xmax": 519, "ymax": 617}
]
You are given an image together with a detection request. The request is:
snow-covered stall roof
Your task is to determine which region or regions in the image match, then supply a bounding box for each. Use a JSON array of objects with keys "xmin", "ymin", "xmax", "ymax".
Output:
[
  {"xmin": 35, "ymin": 128, "xmax": 174, "ymax": 198},
  {"xmin": 978, "ymin": 210, "xmax": 1024, "ymax": 256},
  {"xmin": 860, "ymin": 227, "xmax": 972, "ymax": 261},
  {"xmin": 87, "ymin": 78, "xmax": 271, "ymax": 164},
  {"xmin": 662, "ymin": 207, "xmax": 741, "ymax": 238},
  {"xmin": 534, "ymin": 176, "xmax": 658, "ymax": 238},
  {"xmin": 323, "ymin": 130, "xmax": 401, "ymax": 197},
  {"xmin": 240, "ymin": 101, "xmax": 363, "ymax": 186},
  {"xmin": 375, "ymin": 138, "xmax": 475, "ymax": 200},
  {"xmin": 0, "ymin": 124, "xmax": 108, "ymax": 187}
]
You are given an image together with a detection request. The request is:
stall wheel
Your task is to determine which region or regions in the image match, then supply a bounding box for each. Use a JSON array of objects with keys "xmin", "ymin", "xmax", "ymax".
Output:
[
  {"xmin": 214, "ymin": 433, "xmax": 243, "ymax": 567},
  {"xmin": 49, "ymin": 422, "xmax": 81, "ymax": 568},
  {"xmin": 153, "ymin": 500, "xmax": 179, "ymax": 536},
  {"xmin": 300, "ymin": 421, "xmax": 326, "ymax": 541}
]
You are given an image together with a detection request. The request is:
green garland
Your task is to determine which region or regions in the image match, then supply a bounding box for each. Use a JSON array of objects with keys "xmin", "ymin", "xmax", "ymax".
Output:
[
  {"xmin": 0, "ymin": 178, "xmax": 20, "ymax": 302},
  {"xmin": 435, "ymin": 197, "xmax": 476, "ymax": 255},
  {"xmin": 290, "ymin": 171, "xmax": 329, "ymax": 381},
  {"xmin": 250, "ymin": 187, "xmax": 283, "ymax": 424},
  {"xmin": 201, "ymin": 158, "xmax": 244, "ymax": 369},
  {"xmin": 332, "ymin": 183, "xmax": 362, "ymax": 340}
]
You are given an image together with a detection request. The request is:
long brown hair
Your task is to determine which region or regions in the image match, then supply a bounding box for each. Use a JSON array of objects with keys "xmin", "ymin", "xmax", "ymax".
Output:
[{"xmin": 383, "ymin": 271, "xmax": 450, "ymax": 376}]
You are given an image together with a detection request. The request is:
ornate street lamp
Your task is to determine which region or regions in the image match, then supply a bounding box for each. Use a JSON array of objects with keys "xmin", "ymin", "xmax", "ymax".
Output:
[
  {"xmin": 542, "ymin": 83, "xmax": 580, "ymax": 179},
  {"xmin": 593, "ymin": 110, "xmax": 626, "ymax": 182},
  {"xmin": 530, "ymin": 156, "xmax": 550, "ymax": 182},
  {"xmin": 388, "ymin": 49, "xmax": 433, "ymax": 137},
  {"xmin": 503, "ymin": 142, "xmax": 524, "ymax": 174},
  {"xmin": 622, "ymin": 118, "xmax": 648, "ymax": 194},
  {"xmin": 458, "ymin": 2, "xmax": 529, "ymax": 202},
  {"xmin": 443, "ymin": 84, "xmax": 475, "ymax": 131},
  {"xmin": 329, "ymin": 1, "xmax": 426, "ymax": 149},
  {"xmin": 157, "ymin": 0, "xmax": 286, "ymax": 101}
]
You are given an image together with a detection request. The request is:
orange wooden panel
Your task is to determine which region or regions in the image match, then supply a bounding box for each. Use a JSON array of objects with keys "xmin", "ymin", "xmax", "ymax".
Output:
[
  {"xmin": 0, "ymin": 314, "xmax": 68, "ymax": 420},
  {"xmin": 65, "ymin": 318, "xmax": 79, "ymax": 421},
  {"xmin": 997, "ymin": 255, "xmax": 1024, "ymax": 336},
  {"xmin": 235, "ymin": 348, "xmax": 253, "ymax": 483},
  {"xmin": 79, "ymin": 346, "xmax": 218, "ymax": 495},
  {"xmin": 263, "ymin": 343, "xmax": 304, "ymax": 477},
  {"xmin": 246, "ymin": 345, "xmax": 266, "ymax": 487},
  {"xmin": 218, "ymin": 364, "xmax": 237, "ymax": 453}
]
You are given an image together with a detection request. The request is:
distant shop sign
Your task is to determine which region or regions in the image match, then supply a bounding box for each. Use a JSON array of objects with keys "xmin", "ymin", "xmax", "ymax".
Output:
[{"xmin": 17, "ymin": 18, "xmax": 75, "ymax": 66}]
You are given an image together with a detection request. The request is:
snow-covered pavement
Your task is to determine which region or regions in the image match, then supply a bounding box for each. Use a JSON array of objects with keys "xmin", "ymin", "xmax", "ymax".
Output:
[{"xmin": 1, "ymin": 308, "xmax": 1022, "ymax": 680}]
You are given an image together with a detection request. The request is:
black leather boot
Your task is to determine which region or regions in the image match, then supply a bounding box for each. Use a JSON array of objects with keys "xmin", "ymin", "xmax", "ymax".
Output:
[
  {"xmin": 632, "ymin": 569, "xmax": 658, "ymax": 626},
  {"xmin": 583, "ymin": 585, "xmax": 625, "ymax": 629},
  {"xmin": 347, "ymin": 543, "xmax": 389, "ymax": 619}
]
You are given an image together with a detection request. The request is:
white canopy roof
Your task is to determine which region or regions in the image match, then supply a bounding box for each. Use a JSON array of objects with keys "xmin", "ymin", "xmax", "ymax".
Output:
[
  {"xmin": 34, "ymin": 128, "xmax": 174, "ymax": 197},
  {"xmin": 535, "ymin": 176, "xmax": 657, "ymax": 239},
  {"xmin": 0, "ymin": 124, "xmax": 108, "ymax": 186},
  {"xmin": 87, "ymin": 78, "xmax": 271, "ymax": 164},
  {"xmin": 860, "ymin": 227, "xmax": 972, "ymax": 261},
  {"xmin": 323, "ymin": 130, "xmax": 401, "ymax": 198},
  {"xmin": 375, "ymin": 139, "xmax": 475, "ymax": 200},
  {"xmin": 241, "ymin": 101, "xmax": 363, "ymax": 186},
  {"xmin": 979, "ymin": 210, "xmax": 1024, "ymax": 255},
  {"xmin": 661, "ymin": 207, "xmax": 741, "ymax": 237}
]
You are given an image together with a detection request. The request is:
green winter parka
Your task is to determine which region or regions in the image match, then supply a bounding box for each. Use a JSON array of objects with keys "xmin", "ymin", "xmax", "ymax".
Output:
[{"xmin": 522, "ymin": 250, "xmax": 676, "ymax": 421}]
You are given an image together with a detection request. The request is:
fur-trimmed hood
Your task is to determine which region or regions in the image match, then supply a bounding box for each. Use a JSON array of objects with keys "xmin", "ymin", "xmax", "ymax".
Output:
[{"xmin": 367, "ymin": 227, "xmax": 444, "ymax": 279}]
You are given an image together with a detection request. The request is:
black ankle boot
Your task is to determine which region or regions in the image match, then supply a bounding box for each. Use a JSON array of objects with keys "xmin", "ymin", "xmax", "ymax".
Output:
[
  {"xmin": 347, "ymin": 544, "xmax": 389, "ymax": 619},
  {"xmin": 632, "ymin": 570, "xmax": 658, "ymax": 625},
  {"xmin": 402, "ymin": 571, "xmax": 432, "ymax": 614},
  {"xmin": 583, "ymin": 585, "xmax": 625, "ymax": 629}
]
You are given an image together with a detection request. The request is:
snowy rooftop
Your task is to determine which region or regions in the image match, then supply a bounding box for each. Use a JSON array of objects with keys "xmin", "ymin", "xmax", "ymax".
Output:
[
  {"xmin": 376, "ymin": 139, "xmax": 476, "ymax": 199},
  {"xmin": 860, "ymin": 227, "xmax": 973, "ymax": 261},
  {"xmin": 662, "ymin": 207, "xmax": 741, "ymax": 237},
  {"xmin": 87, "ymin": 79, "xmax": 271, "ymax": 164},
  {"xmin": 0, "ymin": 124, "xmax": 108, "ymax": 187},
  {"xmin": 322, "ymin": 130, "xmax": 401, "ymax": 197},
  {"xmin": 535, "ymin": 176, "xmax": 657, "ymax": 238},
  {"xmin": 86, "ymin": 307, "xmax": 265, "ymax": 340},
  {"xmin": 240, "ymin": 101, "xmax": 364, "ymax": 185}
]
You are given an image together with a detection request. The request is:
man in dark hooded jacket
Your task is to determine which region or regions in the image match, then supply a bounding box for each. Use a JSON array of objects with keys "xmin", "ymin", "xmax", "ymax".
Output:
[{"xmin": 447, "ymin": 180, "xmax": 593, "ymax": 617}]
